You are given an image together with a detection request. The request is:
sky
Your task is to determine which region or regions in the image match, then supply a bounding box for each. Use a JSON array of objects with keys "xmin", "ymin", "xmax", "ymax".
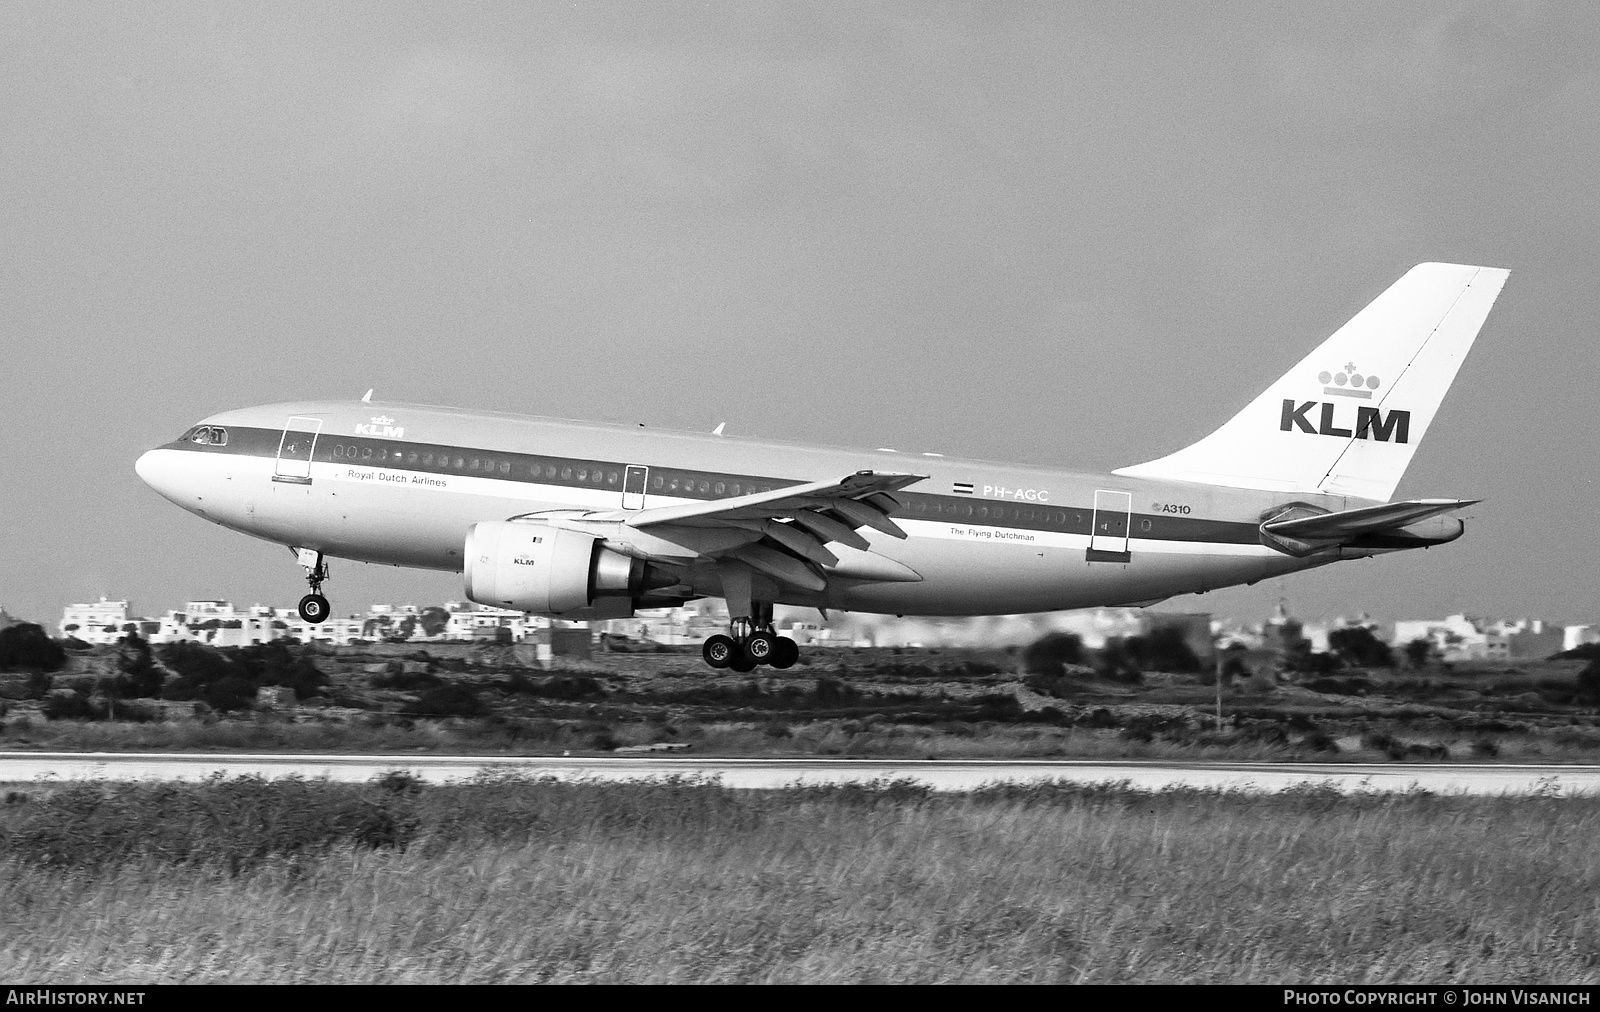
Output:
[{"xmin": 2, "ymin": 1, "xmax": 1597, "ymax": 629}]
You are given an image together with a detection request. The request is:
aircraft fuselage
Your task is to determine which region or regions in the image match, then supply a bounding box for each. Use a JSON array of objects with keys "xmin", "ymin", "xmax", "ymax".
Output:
[{"xmin": 136, "ymin": 399, "xmax": 1380, "ymax": 617}]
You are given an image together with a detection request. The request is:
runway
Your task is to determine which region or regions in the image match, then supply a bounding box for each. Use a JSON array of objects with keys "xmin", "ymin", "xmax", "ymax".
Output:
[{"xmin": 3, "ymin": 751, "xmax": 1600, "ymax": 795}]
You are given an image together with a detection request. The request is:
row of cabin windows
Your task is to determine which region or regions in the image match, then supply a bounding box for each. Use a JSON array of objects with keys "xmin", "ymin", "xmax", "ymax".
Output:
[
  {"xmin": 903, "ymin": 498, "xmax": 1077, "ymax": 526},
  {"xmin": 328, "ymin": 442, "xmax": 777, "ymax": 496},
  {"xmin": 314, "ymin": 441, "xmax": 1145, "ymax": 529}
]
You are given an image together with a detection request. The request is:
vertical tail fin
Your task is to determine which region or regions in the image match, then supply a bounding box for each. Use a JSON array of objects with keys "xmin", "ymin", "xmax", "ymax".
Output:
[{"xmin": 1113, "ymin": 262, "xmax": 1510, "ymax": 501}]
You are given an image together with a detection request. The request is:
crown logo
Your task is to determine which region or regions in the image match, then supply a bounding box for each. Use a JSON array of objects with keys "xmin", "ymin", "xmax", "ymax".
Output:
[
  {"xmin": 1317, "ymin": 363, "xmax": 1379, "ymax": 400},
  {"xmin": 370, "ymin": 415, "xmax": 395, "ymax": 425}
]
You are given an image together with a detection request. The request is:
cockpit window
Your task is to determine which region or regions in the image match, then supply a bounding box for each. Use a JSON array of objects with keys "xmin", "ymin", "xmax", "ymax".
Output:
[
  {"xmin": 186, "ymin": 426, "xmax": 211, "ymax": 444},
  {"xmin": 208, "ymin": 427, "xmax": 227, "ymax": 446}
]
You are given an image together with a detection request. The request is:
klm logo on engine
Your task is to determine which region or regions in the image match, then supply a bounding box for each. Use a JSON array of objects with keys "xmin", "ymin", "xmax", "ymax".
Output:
[
  {"xmin": 512, "ymin": 556, "xmax": 536, "ymax": 567},
  {"xmin": 1280, "ymin": 399, "xmax": 1409, "ymax": 443}
]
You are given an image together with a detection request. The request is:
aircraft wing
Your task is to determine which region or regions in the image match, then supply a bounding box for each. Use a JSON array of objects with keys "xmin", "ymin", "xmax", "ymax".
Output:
[
  {"xmin": 1262, "ymin": 499, "xmax": 1479, "ymax": 540},
  {"xmin": 583, "ymin": 470, "xmax": 928, "ymax": 590}
]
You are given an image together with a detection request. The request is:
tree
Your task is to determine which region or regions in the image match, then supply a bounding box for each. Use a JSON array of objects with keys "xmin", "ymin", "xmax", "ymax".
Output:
[
  {"xmin": 1021, "ymin": 632, "xmax": 1084, "ymax": 678},
  {"xmin": 115, "ymin": 632, "xmax": 163, "ymax": 698},
  {"xmin": 1328, "ymin": 626, "xmax": 1395, "ymax": 668},
  {"xmin": 1125, "ymin": 626, "xmax": 1201, "ymax": 673},
  {"xmin": 0, "ymin": 623, "xmax": 67, "ymax": 672},
  {"xmin": 1403, "ymin": 638, "xmax": 1433, "ymax": 670},
  {"xmin": 419, "ymin": 607, "xmax": 450, "ymax": 638},
  {"xmin": 1576, "ymin": 658, "xmax": 1600, "ymax": 705}
]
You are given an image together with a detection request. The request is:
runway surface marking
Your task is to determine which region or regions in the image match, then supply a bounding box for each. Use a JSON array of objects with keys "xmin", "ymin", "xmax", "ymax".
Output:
[{"xmin": 2, "ymin": 752, "xmax": 1598, "ymax": 795}]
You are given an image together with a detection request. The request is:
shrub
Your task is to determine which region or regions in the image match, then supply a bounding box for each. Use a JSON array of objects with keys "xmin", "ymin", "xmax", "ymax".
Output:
[
  {"xmin": 42, "ymin": 690, "xmax": 96, "ymax": 721},
  {"xmin": 814, "ymin": 676, "xmax": 860, "ymax": 705},
  {"xmin": 1021, "ymin": 632, "xmax": 1084, "ymax": 677},
  {"xmin": 1094, "ymin": 638, "xmax": 1142, "ymax": 684},
  {"xmin": 159, "ymin": 641, "xmax": 239, "ymax": 698},
  {"xmin": 0, "ymin": 624, "xmax": 66, "ymax": 673},
  {"xmin": 499, "ymin": 672, "xmax": 604, "ymax": 700},
  {"xmin": 371, "ymin": 669, "xmax": 443, "ymax": 690},
  {"xmin": 1300, "ymin": 731, "xmax": 1339, "ymax": 754},
  {"xmin": 402, "ymin": 684, "xmax": 486, "ymax": 718}
]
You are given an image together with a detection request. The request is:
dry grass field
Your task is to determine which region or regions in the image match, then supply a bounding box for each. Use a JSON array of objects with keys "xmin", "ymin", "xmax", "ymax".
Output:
[{"xmin": 2, "ymin": 776, "xmax": 1598, "ymax": 984}]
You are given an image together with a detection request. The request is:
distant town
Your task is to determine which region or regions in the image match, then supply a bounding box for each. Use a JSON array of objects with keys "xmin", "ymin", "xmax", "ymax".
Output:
[{"xmin": 14, "ymin": 595, "xmax": 1597, "ymax": 664}]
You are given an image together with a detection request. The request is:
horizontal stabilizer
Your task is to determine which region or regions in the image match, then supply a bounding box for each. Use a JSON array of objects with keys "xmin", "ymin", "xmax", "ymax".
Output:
[{"xmin": 1263, "ymin": 498, "xmax": 1479, "ymax": 541}]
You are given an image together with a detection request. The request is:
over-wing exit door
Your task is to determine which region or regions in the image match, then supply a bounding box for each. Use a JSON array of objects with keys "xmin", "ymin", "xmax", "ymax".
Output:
[
  {"xmin": 273, "ymin": 417, "xmax": 321, "ymax": 485},
  {"xmin": 1087, "ymin": 489, "xmax": 1132, "ymax": 563}
]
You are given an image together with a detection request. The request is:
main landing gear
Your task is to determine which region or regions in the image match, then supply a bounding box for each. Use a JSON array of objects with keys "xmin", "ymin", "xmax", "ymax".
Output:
[
  {"xmin": 293, "ymin": 548, "xmax": 331, "ymax": 624},
  {"xmin": 702, "ymin": 614, "xmax": 800, "ymax": 672}
]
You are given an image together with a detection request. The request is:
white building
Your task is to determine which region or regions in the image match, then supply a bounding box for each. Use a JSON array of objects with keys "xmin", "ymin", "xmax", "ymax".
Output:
[
  {"xmin": 1392, "ymin": 614, "xmax": 1564, "ymax": 662},
  {"xmin": 59, "ymin": 598, "xmax": 132, "ymax": 644}
]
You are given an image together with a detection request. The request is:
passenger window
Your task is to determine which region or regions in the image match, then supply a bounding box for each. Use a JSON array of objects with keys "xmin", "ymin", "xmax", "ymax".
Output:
[
  {"xmin": 731, "ymin": 484, "xmax": 741, "ymax": 495},
  {"xmin": 592, "ymin": 470, "xmax": 602, "ymax": 484},
  {"xmin": 653, "ymin": 476, "xmax": 664, "ymax": 490},
  {"xmin": 362, "ymin": 447, "xmax": 373, "ymax": 460},
  {"xmin": 499, "ymin": 461, "xmax": 510, "ymax": 474},
  {"xmin": 422, "ymin": 453, "xmax": 433, "ymax": 466},
  {"xmin": 561, "ymin": 467, "xmax": 572, "ymax": 480},
  {"xmin": 576, "ymin": 468, "xmax": 587, "ymax": 481},
  {"xmin": 407, "ymin": 452, "xmax": 418, "ymax": 465},
  {"xmin": 470, "ymin": 459, "xmax": 480, "ymax": 470},
  {"xmin": 377, "ymin": 448, "xmax": 387, "ymax": 461},
  {"xmin": 545, "ymin": 465, "xmax": 557, "ymax": 478},
  {"xmin": 453, "ymin": 456, "xmax": 464, "ymax": 469},
  {"xmin": 697, "ymin": 481, "xmax": 709, "ymax": 494},
  {"xmin": 607, "ymin": 471, "xmax": 618, "ymax": 485},
  {"xmin": 715, "ymin": 482, "xmax": 725, "ymax": 495}
]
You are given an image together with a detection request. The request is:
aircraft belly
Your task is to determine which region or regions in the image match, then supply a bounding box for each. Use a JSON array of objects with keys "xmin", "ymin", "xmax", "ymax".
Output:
[{"xmin": 826, "ymin": 531, "xmax": 1313, "ymax": 617}]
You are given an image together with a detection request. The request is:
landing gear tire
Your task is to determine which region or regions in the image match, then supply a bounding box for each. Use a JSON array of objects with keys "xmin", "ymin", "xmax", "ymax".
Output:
[
  {"xmin": 703, "ymin": 635, "xmax": 738, "ymax": 669},
  {"xmin": 728, "ymin": 652, "xmax": 758, "ymax": 672},
  {"xmin": 743, "ymin": 630, "xmax": 778, "ymax": 666},
  {"xmin": 770, "ymin": 636, "xmax": 799, "ymax": 669},
  {"xmin": 298, "ymin": 593, "xmax": 330, "ymax": 624}
]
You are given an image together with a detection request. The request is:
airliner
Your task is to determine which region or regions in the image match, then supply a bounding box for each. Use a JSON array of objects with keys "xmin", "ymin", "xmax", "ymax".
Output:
[{"xmin": 136, "ymin": 262, "xmax": 1509, "ymax": 671}]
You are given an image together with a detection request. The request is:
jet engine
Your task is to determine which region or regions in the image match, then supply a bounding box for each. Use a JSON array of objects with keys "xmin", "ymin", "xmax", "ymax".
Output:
[{"xmin": 463, "ymin": 520, "xmax": 677, "ymax": 617}]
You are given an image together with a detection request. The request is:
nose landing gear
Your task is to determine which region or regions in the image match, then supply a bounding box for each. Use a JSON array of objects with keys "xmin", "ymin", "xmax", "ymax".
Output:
[{"xmin": 292, "ymin": 548, "xmax": 331, "ymax": 624}]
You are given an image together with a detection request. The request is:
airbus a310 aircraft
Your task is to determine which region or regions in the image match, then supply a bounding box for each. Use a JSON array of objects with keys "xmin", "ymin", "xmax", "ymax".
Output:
[{"xmin": 136, "ymin": 262, "xmax": 1508, "ymax": 670}]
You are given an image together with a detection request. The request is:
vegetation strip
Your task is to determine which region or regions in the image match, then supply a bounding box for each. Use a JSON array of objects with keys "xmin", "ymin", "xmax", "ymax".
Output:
[{"xmin": 2, "ymin": 776, "xmax": 1597, "ymax": 983}]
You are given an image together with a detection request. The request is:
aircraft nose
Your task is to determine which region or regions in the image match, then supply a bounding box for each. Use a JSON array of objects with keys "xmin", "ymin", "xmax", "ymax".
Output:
[{"xmin": 135, "ymin": 448, "xmax": 184, "ymax": 503}]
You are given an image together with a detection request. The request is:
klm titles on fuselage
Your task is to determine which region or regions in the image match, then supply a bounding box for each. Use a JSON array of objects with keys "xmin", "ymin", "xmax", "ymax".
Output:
[{"xmin": 1279, "ymin": 399, "xmax": 1410, "ymax": 443}]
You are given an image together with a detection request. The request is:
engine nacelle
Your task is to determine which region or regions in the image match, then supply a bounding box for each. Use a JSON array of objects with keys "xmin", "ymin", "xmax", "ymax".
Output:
[{"xmin": 462, "ymin": 521, "xmax": 674, "ymax": 617}]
